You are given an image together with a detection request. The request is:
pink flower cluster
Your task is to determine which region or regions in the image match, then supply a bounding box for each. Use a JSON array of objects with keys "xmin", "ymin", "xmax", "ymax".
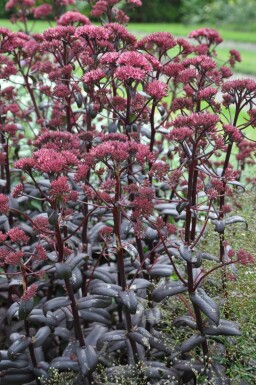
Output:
[
  {"xmin": 137, "ymin": 32, "xmax": 177, "ymax": 52},
  {"xmin": 5, "ymin": 0, "xmax": 35, "ymax": 11},
  {"xmin": 57, "ymin": 11, "xmax": 91, "ymax": 26},
  {"xmin": 21, "ymin": 284, "xmax": 37, "ymax": 302},
  {"xmin": 115, "ymin": 51, "xmax": 152, "ymax": 81},
  {"xmin": 33, "ymin": 4, "xmax": 52, "ymax": 19},
  {"xmin": 84, "ymin": 137, "xmax": 155, "ymax": 167},
  {"xmin": 146, "ymin": 80, "xmax": 168, "ymax": 100},
  {"xmin": 189, "ymin": 28, "xmax": 223, "ymax": 45}
]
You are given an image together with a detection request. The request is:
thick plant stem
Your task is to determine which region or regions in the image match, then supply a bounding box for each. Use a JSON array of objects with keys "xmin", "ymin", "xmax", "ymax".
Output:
[
  {"xmin": 55, "ymin": 222, "xmax": 85, "ymax": 347},
  {"xmin": 24, "ymin": 320, "xmax": 41, "ymax": 385},
  {"xmin": 64, "ymin": 277, "xmax": 85, "ymax": 347},
  {"xmin": 113, "ymin": 172, "xmax": 139, "ymax": 362},
  {"xmin": 113, "ymin": 205, "xmax": 139, "ymax": 362},
  {"xmin": 185, "ymin": 155, "xmax": 209, "ymax": 357},
  {"xmin": 219, "ymin": 142, "xmax": 233, "ymax": 263}
]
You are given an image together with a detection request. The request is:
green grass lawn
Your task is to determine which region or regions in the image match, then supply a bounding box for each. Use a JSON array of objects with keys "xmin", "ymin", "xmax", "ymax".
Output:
[
  {"xmin": 1, "ymin": 19, "xmax": 256, "ymax": 76},
  {"xmin": 2, "ymin": 19, "xmax": 256, "ymax": 43},
  {"xmin": 0, "ymin": 19, "xmax": 55, "ymax": 33},
  {"xmin": 217, "ymin": 47, "xmax": 256, "ymax": 76},
  {"xmin": 128, "ymin": 23, "xmax": 256, "ymax": 44}
]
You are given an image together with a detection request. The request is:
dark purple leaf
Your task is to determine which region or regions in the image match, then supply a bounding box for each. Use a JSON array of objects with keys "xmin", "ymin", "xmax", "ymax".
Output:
[
  {"xmin": 43, "ymin": 297, "xmax": 71, "ymax": 315},
  {"xmin": 50, "ymin": 357, "xmax": 79, "ymax": 371},
  {"xmin": 8, "ymin": 336, "xmax": 31, "ymax": 360},
  {"xmin": 96, "ymin": 330, "xmax": 126, "ymax": 350},
  {"xmin": 204, "ymin": 319, "xmax": 241, "ymax": 336},
  {"xmin": 55, "ymin": 263, "xmax": 72, "ymax": 279},
  {"xmin": 0, "ymin": 359, "xmax": 28, "ymax": 370},
  {"xmin": 148, "ymin": 264, "xmax": 173, "ymax": 277},
  {"xmin": 33, "ymin": 326, "xmax": 51, "ymax": 348},
  {"xmin": 76, "ymin": 345, "xmax": 98, "ymax": 376},
  {"xmin": 79, "ymin": 308, "xmax": 111, "ymax": 325},
  {"xmin": 7, "ymin": 302, "xmax": 19, "ymax": 325},
  {"xmin": 152, "ymin": 283, "xmax": 187, "ymax": 302},
  {"xmin": 180, "ymin": 333, "xmax": 206, "ymax": 353},
  {"xmin": 0, "ymin": 374, "xmax": 35, "ymax": 384},
  {"xmin": 190, "ymin": 289, "xmax": 220, "ymax": 325},
  {"xmin": 77, "ymin": 295, "xmax": 112, "ymax": 310},
  {"xmin": 118, "ymin": 290, "xmax": 137, "ymax": 314}
]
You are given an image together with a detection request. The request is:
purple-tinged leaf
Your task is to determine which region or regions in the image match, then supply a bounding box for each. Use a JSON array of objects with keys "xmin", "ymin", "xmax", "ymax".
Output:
[
  {"xmin": 131, "ymin": 303, "xmax": 145, "ymax": 326},
  {"xmin": 148, "ymin": 264, "xmax": 173, "ymax": 277},
  {"xmin": 176, "ymin": 201, "xmax": 189, "ymax": 215},
  {"xmin": 123, "ymin": 243, "xmax": 138, "ymax": 261},
  {"xmin": 50, "ymin": 357, "xmax": 79, "ymax": 371},
  {"xmin": 8, "ymin": 336, "xmax": 31, "ymax": 360},
  {"xmin": 118, "ymin": 290, "xmax": 138, "ymax": 314},
  {"xmin": 34, "ymin": 346, "xmax": 45, "ymax": 363},
  {"xmin": 54, "ymin": 327, "xmax": 71, "ymax": 341},
  {"xmin": 7, "ymin": 302, "xmax": 19, "ymax": 325},
  {"xmin": 96, "ymin": 330, "xmax": 126, "ymax": 350},
  {"xmin": 173, "ymin": 359, "xmax": 204, "ymax": 372},
  {"xmin": 55, "ymin": 263, "xmax": 72, "ymax": 279},
  {"xmin": 145, "ymin": 308, "xmax": 161, "ymax": 326},
  {"xmin": 76, "ymin": 345, "xmax": 98, "ymax": 376},
  {"xmin": 149, "ymin": 336, "xmax": 173, "ymax": 354},
  {"xmin": 43, "ymin": 297, "xmax": 71, "ymax": 315},
  {"xmin": 179, "ymin": 245, "xmax": 198, "ymax": 263},
  {"xmin": 108, "ymin": 122, "xmax": 118, "ymax": 133},
  {"xmin": 47, "ymin": 209, "xmax": 59, "ymax": 225},
  {"xmin": 152, "ymin": 283, "xmax": 187, "ymax": 302},
  {"xmin": 127, "ymin": 278, "xmax": 153, "ymax": 290},
  {"xmin": 28, "ymin": 309, "xmax": 58, "ymax": 326},
  {"xmin": 225, "ymin": 215, "xmax": 248, "ymax": 229},
  {"xmin": 204, "ymin": 319, "xmax": 241, "ymax": 336},
  {"xmin": 0, "ymin": 359, "xmax": 28, "ymax": 370},
  {"xmin": 90, "ymin": 283, "xmax": 121, "ymax": 298},
  {"xmin": 66, "ymin": 253, "xmax": 88, "ymax": 270},
  {"xmin": 87, "ymin": 269, "xmax": 115, "ymax": 283},
  {"xmin": 180, "ymin": 333, "xmax": 206, "ymax": 353},
  {"xmin": 144, "ymin": 365, "xmax": 179, "ymax": 379},
  {"xmin": 173, "ymin": 316, "xmax": 197, "ymax": 329},
  {"xmin": 0, "ymin": 374, "xmax": 35, "ymax": 384},
  {"xmin": 128, "ymin": 330, "xmax": 150, "ymax": 349},
  {"xmin": 85, "ymin": 325, "xmax": 108, "ymax": 346},
  {"xmin": 77, "ymin": 295, "xmax": 112, "ymax": 310},
  {"xmin": 227, "ymin": 180, "xmax": 245, "ymax": 191},
  {"xmin": 211, "ymin": 219, "xmax": 226, "ymax": 233},
  {"xmin": 190, "ymin": 289, "xmax": 220, "ymax": 325},
  {"xmin": 79, "ymin": 308, "xmax": 111, "ymax": 325},
  {"xmin": 201, "ymin": 252, "xmax": 219, "ymax": 262},
  {"xmin": 74, "ymin": 92, "xmax": 83, "ymax": 108},
  {"xmin": 71, "ymin": 266, "xmax": 83, "ymax": 291},
  {"xmin": 33, "ymin": 326, "xmax": 51, "ymax": 348}
]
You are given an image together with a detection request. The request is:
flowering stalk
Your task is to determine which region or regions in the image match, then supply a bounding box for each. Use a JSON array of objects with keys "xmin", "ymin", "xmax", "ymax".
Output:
[{"xmin": 113, "ymin": 168, "xmax": 139, "ymax": 361}]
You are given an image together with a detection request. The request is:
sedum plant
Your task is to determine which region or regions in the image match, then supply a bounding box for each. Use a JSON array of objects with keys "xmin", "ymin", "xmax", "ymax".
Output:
[{"xmin": 0, "ymin": 1, "xmax": 255, "ymax": 384}]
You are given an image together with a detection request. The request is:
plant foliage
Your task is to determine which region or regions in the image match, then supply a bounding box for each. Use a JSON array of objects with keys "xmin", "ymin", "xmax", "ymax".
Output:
[{"xmin": 0, "ymin": 1, "xmax": 255, "ymax": 385}]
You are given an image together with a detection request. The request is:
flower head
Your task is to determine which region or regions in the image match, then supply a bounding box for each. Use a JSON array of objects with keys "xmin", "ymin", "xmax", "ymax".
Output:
[
  {"xmin": 189, "ymin": 28, "xmax": 223, "ymax": 46},
  {"xmin": 49, "ymin": 176, "xmax": 76, "ymax": 202},
  {"xmin": 137, "ymin": 32, "xmax": 177, "ymax": 53},
  {"xmin": 33, "ymin": 4, "xmax": 52, "ymax": 19},
  {"xmin": 7, "ymin": 227, "xmax": 29, "ymax": 244},
  {"xmin": 21, "ymin": 284, "xmax": 37, "ymax": 302},
  {"xmin": 115, "ymin": 51, "xmax": 152, "ymax": 81},
  {"xmin": 237, "ymin": 249, "xmax": 254, "ymax": 265},
  {"xmin": 82, "ymin": 69, "xmax": 105, "ymax": 84},
  {"xmin": 57, "ymin": 11, "xmax": 90, "ymax": 26},
  {"xmin": 146, "ymin": 80, "xmax": 168, "ymax": 100},
  {"xmin": 33, "ymin": 149, "xmax": 66, "ymax": 173}
]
